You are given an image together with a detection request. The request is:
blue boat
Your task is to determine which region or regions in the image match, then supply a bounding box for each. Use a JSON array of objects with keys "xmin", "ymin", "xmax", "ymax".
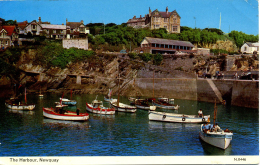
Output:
[{"xmin": 55, "ymin": 98, "xmax": 77, "ymax": 106}]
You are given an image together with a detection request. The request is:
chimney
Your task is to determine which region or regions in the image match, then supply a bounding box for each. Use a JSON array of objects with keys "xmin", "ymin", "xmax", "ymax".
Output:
[
  {"xmin": 140, "ymin": 15, "xmax": 142, "ymax": 18},
  {"xmin": 81, "ymin": 20, "xmax": 84, "ymax": 24},
  {"xmin": 39, "ymin": 17, "xmax": 41, "ymax": 23},
  {"xmin": 149, "ymin": 7, "xmax": 151, "ymax": 17},
  {"xmin": 166, "ymin": 6, "xmax": 168, "ymax": 14}
]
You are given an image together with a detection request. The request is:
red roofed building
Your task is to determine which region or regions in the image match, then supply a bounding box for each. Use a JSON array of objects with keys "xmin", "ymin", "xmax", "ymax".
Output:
[
  {"xmin": 127, "ymin": 7, "xmax": 181, "ymax": 33},
  {"xmin": 0, "ymin": 25, "xmax": 18, "ymax": 49}
]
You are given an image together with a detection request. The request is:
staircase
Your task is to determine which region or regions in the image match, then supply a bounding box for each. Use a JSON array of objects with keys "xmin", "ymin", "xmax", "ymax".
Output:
[{"xmin": 206, "ymin": 79, "xmax": 223, "ymax": 102}]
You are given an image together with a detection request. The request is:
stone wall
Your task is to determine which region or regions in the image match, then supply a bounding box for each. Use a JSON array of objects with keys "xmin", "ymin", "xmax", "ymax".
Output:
[
  {"xmin": 62, "ymin": 38, "xmax": 88, "ymax": 50},
  {"xmin": 135, "ymin": 77, "xmax": 259, "ymax": 109},
  {"xmin": 135, "ymin": 78, "xmax": 197, "ymax": 100},
  {"xmin": 231, "ymin": 80, "xmax": 259, "ymax": 108}
]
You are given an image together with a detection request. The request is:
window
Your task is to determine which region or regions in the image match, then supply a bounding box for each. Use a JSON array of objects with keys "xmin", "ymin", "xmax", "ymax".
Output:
[
  {"xmin": 60, "ymin": 30, "xmax": 63, "ymax": 34},
  {"xmin": 164, "ymin": 26, "xmax": 167, "ymax": 30},
  {"xmin": 53, "ymin": 30, "xmax": 56, "ymax": 34},
  {"xmin": 6, "ymin": 41, "xmax": 8, "ymax": 45},
  {"xmin": 32, "ymin": 25, "xmax": 37, "ymax": 30},
  {"xmin": 164, "ymin": 18, "xmax": 168, "ymax": 22},
  {"xmin": 244, "ymin": 47, "xmax": 247, "ymax": 51},
  {"xmin": 154, "ymin": 25, "xmax": 160, "ymax": 29},
  {"xmin": 154, "ymin": 17, "xmax": 160, "ymax": 22},
  {"xmin": 172, "ymin": 26, "xmax": 178, "ymax": 32}
]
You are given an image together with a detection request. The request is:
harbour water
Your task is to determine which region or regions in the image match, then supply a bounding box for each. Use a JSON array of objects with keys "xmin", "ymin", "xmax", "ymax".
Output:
[{"xmin": 0, "ymin": 93, "xmax": 258, "ymax": 156}]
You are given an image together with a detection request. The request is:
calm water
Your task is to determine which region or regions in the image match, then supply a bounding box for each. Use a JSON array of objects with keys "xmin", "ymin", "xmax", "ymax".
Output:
[{"xmin": 0, "ymin": 93, "xmax": 258, "ymax": 156}]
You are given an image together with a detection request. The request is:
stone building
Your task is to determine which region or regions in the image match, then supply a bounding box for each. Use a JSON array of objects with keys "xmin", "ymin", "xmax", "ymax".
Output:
[{"xmin": 127, "ymin": 7, "xmax": 181, "ymax": 33}]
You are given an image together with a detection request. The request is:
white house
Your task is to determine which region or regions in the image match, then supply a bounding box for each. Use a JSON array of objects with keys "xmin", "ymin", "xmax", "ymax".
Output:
[{"xmin": 240, "ymin": 42, "xmax": 259, "ymax": 54}]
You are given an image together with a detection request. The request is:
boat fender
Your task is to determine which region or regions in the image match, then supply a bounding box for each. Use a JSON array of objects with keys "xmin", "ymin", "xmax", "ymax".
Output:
[
  {"xmin": 202, "ymin": 118, "xmax": 205, "ymax": 122},
  {"xmin": 182, "ymin": 118, "xmax": 185, "ymax": 121},
  {"xmin": 163, "ymin": 115, "xmax": 166, "ymax": 119}
]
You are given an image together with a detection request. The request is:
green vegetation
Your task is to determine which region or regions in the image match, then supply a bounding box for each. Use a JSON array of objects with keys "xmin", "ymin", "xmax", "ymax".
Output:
[
  {"xmin": 87, "ymin": 23, "xmax": 259, "ymax": 53},
  {"xmin": 35, "ymin": 41, "xmax": 95, "ymax": 68}
]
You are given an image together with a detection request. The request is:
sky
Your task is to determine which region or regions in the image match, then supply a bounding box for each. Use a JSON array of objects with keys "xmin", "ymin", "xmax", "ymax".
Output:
[{"xmin": 1, "ymin": 0, "xmax": 259, "ymax": 35}]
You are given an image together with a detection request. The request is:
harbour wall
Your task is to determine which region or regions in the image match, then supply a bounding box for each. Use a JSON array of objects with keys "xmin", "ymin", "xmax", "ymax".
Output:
[{"xmin": 135, "ymin": 78, "xmax": 259, "ymax": 109}]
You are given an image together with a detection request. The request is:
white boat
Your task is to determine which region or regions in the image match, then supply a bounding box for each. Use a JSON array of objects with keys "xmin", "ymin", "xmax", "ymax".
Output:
[
  {"xmin": 110, "ymin": 99, "xmax": 136, "ymax": 113},
  {"xmin": 43, "ymin": 105, "xmax": 89, "ymax": 121},
  {"xmin": 148, "ymin": 111, "xmax": 210, "ymax": 123},
  {"xmin": 199, "ymin": 124, "xmax": 233, "ymax": 149},
  {"xmin": 86, "ymin": 99, "xmax": 115, "ymax": 115},
  {"xmin": 5, "ymin": 97, "xmax": 35, "ymax": 110},
  {"xmin": 135, "ymin": 99, "xmax": 156, "ymax": 111},
  {"xmin": 5, "ymin": 88, "xmax": 35, "ymax": 110}
]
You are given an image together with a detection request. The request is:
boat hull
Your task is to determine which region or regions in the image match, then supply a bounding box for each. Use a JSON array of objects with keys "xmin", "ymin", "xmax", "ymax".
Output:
[
  {"xmin": 86, "ymin": 103, "xmax": 115, "ymax": 115},
  {"xmin": 43, "ymin": 108, "xmax": 89, "ymax": 121},
  {"xmin": 5, "ymin": 102, "xmax": 35, "ymax": 110},
  {"xmin": 199, "ymin": 131, "xmax": 233, "ymax": 149},
  {"xmin": 153, "ymin": 102, "xmax": 179, "ymax": 110},
  {"xmin": 110, "ymin": 101, "xmax": 136, "ymax": 113},
  {"xmin": 135, "ymin": 104, "xmax": 156, "ymax": 111},
  {"xmin": 149, "ymin": 111, "xmax": 210, "ymax": 123}
]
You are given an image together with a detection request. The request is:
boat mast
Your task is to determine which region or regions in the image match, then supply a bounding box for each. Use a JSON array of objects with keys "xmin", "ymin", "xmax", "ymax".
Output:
[
  {"xmin": 117, "ymin": 59, "xmax": 120, "ymax": 107},
  {"xmin": 153, "ymin": 70, "xmax": 155, "ymax": 98},
  {"xmin": 213, "ymin": 99, "xmax": 217, "ymax": 125}
]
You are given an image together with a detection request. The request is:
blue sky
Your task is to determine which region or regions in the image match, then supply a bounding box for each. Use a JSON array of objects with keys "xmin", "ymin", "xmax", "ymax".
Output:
[{"xmin": 1, "ymin": 0, "xmax": 259, "ymax": 35}]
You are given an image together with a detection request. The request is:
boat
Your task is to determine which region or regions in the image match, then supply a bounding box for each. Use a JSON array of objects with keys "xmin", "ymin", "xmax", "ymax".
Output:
[
  {"xmin": 86, "ymin": 99, "xmax": 115, "ymax": 115},
  {"xmin": 55, "ymin": 98, "xmax": 77, "ymax": 106},
  {"xmin": 39, "ymin": 88, "xmax": 43, "ymax": 97},
  {"xmin": 199, "ymin": 124, "xmax": 233, "ymax": 149},
  {"xmin": 5, "ymin": 88, "xmax": 35, "ymax": 110},
  {"xmin": 135, "ymin": 99, "xmax": 156, "ymax": 111},
  {"xmin": 158, "ymin": 98, "xmax": 175, "ymax": 104},
  {"xmin": 5, "ymin": 97, "xmax": 35, "ymax": 110},
  {"xmin": 153, "ymin": 99, "xmax": 180, "ymax": 110},
  {"xmin": 104, "ymin": 96, "xmax": 113, "ymax": 102},
  {"xmin": 148, "ymin": 111, "xmax": 210, "ymax": 123},
  {"xmin": 110, "ymin": 99, "xmax": 137, "ymax": 113},
  {"xmin": 104, "ymin": 89, "xmax": 113, "ymax": 102},
  {"xmin": 199, "ymin": 101, "xmax": 233, "ymax": 149},
  {"xmin": 43, "ymin": 105, "xmax": 89, "ymax": 121}
]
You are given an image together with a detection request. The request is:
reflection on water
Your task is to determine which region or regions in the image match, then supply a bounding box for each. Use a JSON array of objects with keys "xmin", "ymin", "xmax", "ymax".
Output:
[{"xmin": 8, "ymin": 109, "xmax": 35, "ymax": 115}]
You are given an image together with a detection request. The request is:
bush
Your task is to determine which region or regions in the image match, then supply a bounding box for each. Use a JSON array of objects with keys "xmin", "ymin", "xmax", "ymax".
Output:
[
  {"xmin": 128, "ymin": 53, "xmax": 138, "ymax": 59},
  {"xmin": 153, "ymin": 53, "xmax": 163, "ymax": 65},
  {"xmin": 139, "ymin": 53, "xmax": 152, "ymax": 62}
]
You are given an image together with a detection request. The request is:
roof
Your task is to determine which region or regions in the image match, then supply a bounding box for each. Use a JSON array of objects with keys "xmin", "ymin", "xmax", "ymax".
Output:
[
  {"xmin": 245, "ymin": 42, "xmax": 259, "ymax": 47},
  {"xmin": 67, "ymin": 22, "xmax": 82, "ymax": 29},
  {"xmin": 143, "ymin": 37, "xmax": 194, "ymax": 47},
  {"xmin": 17, "ymin": 21, "xmax": 28, "ymax": 30},
  {"xmin": 1, "ymin": 25, "xmax": 16, "ymax": 36},
  {"xmin": 151, "ymin": 9, "xmax": 180, "ymax": 18},
  {"xmin": 41, "ymin": 24, "xmax": 66, "ymax": 30}
]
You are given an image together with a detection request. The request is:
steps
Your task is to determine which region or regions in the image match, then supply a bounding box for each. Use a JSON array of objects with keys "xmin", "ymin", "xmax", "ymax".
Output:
[{"xmin": 206, "ymin": 79, "xmax": 223, "ymax": 102}]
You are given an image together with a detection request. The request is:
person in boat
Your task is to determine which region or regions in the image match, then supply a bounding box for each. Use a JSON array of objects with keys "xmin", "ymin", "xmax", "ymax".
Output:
[
  {"xmin": 198, "ymin": 109, "xmax": 203, "ymax": 117},
  {"xmin": 204, "ymin": 123, "xmax": 210, "ymax": 133},
  {"xmin": 76, "ymin": 108, "xmax": 80, "ymax": 115}
]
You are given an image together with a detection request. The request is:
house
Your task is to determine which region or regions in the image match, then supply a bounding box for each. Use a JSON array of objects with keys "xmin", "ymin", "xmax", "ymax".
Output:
[
  {"xmin": 134, "ymin": 37, "xmax": 195, "ymax": 54},
  {"xmin": 16, "ymin": 21, "xmax": 28, "ymax": 35},
  {"xmin": 127, "ymin": 7, "xmax": 181, "ymax": 33},
  {"xmin": 241, "ymin": 42, "xmax": 259, "ymax": 54},
  {"xmin": 0, "ymin": 25, "xmax": 18, "ymax": 49},
  {"xmin": 24, "ymin": 20, "xmax": 42, "ymax": 36},
  {"xmin": 40, "ymin": 24, "xmax": 66, "ymax": 39},
  {"xmin": 66, "ymin": 19, "xmax": 89, "ymax": 39}
]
